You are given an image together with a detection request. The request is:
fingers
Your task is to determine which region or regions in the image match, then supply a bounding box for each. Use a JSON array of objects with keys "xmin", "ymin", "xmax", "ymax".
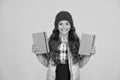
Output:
[
  {"xmin": 32, "ymin": 44, "xmax": 40, "ymax": 54},
  {"xmin": 90, "ymin": 46, "xmax": 96, "ymax": 55}
]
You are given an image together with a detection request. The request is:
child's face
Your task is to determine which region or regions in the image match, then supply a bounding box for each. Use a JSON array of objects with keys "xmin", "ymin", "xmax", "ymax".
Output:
[{"xmin": 58, "ymin": 20, "xmax": 71, "ymax": 35}]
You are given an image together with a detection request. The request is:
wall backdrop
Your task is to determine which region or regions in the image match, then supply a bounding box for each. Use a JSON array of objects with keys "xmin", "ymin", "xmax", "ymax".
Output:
[{"xmin": 0, "ymin": 0, "xmax": 120, "ymax": 80}]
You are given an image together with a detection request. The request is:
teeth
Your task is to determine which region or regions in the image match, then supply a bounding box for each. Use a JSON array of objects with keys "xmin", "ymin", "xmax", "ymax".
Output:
[{"xmin": 62, "ymin": 29, "xmax": 67, "ymax": 31}]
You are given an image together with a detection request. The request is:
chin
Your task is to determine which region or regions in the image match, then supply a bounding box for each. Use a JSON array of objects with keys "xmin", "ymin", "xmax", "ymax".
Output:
[
  {"xmin": 61, "ymin": 31, "xmax": 69, "ymax": 34},
  {"xmin": 62, "ymin": 32, "xmax": 68, "ymax": 34}
]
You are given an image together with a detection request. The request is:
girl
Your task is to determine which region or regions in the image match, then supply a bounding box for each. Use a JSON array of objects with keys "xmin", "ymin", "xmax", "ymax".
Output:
[{"xmin": 32, "ymin": 11, "xmax": 96, "ymax": 80}]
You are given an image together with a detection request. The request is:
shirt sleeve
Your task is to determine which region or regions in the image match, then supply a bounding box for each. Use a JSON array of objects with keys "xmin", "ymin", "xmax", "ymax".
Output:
[
  {"xmin": 36, "ymin": 53, "xmax": 49, "ymax": 68},
  {"xmin": 79, "ymin": 55, "xmax": 91, "ymax": 68}
]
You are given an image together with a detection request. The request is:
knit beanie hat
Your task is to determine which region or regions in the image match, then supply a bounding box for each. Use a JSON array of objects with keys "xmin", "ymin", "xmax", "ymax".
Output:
[{"xmin": 54, "ymin": 11, "xmax": 74, "ymax": 27}]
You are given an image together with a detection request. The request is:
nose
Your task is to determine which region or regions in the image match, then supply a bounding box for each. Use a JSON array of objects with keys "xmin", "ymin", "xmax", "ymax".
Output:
[{"xmin": 62, "ymin": 25, "xmax": 66, "ymax": 28}]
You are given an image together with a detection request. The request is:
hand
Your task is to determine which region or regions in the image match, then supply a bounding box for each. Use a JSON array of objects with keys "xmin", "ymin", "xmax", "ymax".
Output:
[
  {"xmin": 90, "ymin": 46, "xmax": 96, "ymax": 56},
  {"xmin": 32, "ymin": 44, "xmax": 40, "ymax": 54}
]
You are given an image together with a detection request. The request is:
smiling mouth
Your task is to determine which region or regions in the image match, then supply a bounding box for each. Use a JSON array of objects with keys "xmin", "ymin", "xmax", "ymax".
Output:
[{"xmin": 61, "ymin": 29, "xmax": 68, "ymax": 32}]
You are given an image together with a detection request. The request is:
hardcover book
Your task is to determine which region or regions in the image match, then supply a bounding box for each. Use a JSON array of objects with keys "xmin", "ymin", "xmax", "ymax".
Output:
[
  {"xmin": 79, "ymin": 33, "xmax": 96, "ymax": 55},
  {"xmin": 32, "ymin": 32, "xmax": 49, "ymax": 54}
]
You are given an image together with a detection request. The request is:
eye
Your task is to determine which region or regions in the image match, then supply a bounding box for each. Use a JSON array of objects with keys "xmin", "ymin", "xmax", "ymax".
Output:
[
  {"xmin": 66, "ymin": 22, "xmax": 70, "ymax": 25},
  {"xmin": 59, "ymin": 22, "xmax": 63, "ymax": 25}
]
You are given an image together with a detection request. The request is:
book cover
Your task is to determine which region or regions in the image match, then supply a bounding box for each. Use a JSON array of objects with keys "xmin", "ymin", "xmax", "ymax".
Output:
[
  {"xmin": 32, "ymin": 32, "xmax": 50, "ymax": 54},
  {"xmin": 79, "ymin": 33, "xmax": 96, "ymax": 55}
]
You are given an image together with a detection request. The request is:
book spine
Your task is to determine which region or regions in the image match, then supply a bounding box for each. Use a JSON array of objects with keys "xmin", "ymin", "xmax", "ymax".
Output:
[
  {"xmin": 92, "ymin": 35, "xmax": 96, "ymax": 47},
  {"xmin": 43, "ymin": 32, "xmax": 48, "ymax": 53}
]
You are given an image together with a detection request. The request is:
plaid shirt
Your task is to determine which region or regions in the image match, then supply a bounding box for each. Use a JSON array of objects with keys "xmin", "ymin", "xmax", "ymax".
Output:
[{"xmin": 58, "ymin": 38, "xmax": 68, "ymax": 64}]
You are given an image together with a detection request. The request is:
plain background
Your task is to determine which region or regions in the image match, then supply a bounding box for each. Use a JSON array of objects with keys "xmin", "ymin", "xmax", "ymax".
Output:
[{"xmin": 0, "ymin": 0, "xmax": 120, "ymax": 80}]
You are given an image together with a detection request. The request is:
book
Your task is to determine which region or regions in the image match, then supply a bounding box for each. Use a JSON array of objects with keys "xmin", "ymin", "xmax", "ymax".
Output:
[
  {"xmin": 32, "ymin": 32, "xmax": 50, "ymax": 54},
  {"xmin": 79, "ymin": 33, "xmax": 96, "ymax": 55}
]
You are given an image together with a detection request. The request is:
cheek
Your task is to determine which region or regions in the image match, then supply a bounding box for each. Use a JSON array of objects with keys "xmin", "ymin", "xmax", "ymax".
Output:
[
  {"xmin": 58, "ymin": 26, "xmax": 62, "ymax": 31},
  {"xmin": 67, "ymin": 26, "xmax": 71, "ymax": 31}
]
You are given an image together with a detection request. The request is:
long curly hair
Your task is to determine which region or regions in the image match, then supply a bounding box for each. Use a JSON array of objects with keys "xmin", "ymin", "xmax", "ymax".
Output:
[{"xmin": 48, "ymin": 11, "xmax": 80, "ymax": 65}]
